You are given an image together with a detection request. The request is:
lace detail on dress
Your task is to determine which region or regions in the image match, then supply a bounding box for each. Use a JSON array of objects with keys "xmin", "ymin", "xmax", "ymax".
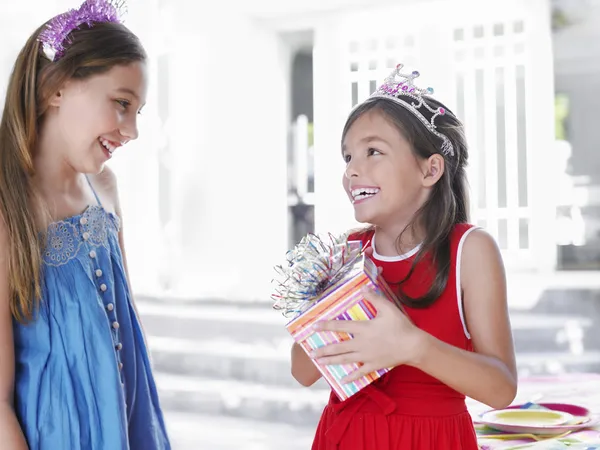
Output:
[
  {"xmin": 82, "ymin": 205, "xmax": 109, "ymax": 247},
  {"xmin": 43, "ymin": 221, "xmax": 82, "ymax": 266},
  {"xmin": 42, "ymin": 206, "xmax": 119, "ymax": 267}
]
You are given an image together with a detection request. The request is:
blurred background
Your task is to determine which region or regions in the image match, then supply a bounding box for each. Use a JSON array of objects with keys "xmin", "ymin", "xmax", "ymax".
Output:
[{"xmin": 2, "ymin": 0, "xmax": 600, "ymax": 448}]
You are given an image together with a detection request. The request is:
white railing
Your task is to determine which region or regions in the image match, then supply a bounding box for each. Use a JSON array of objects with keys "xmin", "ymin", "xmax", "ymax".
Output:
[{"xmin": 311, "ymin": 0, "xmax": 557, "ymax": 273}]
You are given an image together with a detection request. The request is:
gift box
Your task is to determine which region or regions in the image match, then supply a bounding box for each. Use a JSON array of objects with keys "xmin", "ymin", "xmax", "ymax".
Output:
[{"xmin": 272, "ymin": 234, "xmax": 402, "ymax": 401}]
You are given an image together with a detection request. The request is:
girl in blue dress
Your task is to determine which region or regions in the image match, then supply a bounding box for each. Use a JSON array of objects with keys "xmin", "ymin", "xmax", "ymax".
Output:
[{"xmin": 0, "ymin": 1, "xmax": 171, "ymax": 448}]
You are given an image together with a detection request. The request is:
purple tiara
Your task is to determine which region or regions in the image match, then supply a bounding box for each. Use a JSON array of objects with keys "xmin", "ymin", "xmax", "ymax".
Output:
[{"xmin": 38, "ymin": 0, "xmax": 126, "ymax": 62}]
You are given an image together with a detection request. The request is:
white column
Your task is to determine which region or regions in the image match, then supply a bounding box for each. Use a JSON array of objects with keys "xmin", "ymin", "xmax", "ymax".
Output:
[
  {"xmin": 312, "ymin": 20, "xmax": 358, "ymax": 237},
  {"xmin": 165, "ymin": 7, "xmax": 290, "ymax": 301},
  {"xmin": 526, "ymin": 0, "xmax": 557, "ymax": 272}
]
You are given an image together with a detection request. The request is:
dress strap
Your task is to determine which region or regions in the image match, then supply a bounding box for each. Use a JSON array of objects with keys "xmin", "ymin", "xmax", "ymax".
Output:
[
  {"xmin": 84, "ymin": 175, "xmax": 103, "ymax": 207},
  {"xmin": 453, "ymin": 223, "xmax": 480, "ymax": 341}
]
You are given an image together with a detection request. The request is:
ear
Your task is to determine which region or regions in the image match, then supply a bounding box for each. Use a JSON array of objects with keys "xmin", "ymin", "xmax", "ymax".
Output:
[
  {"xmin": 421, "ymin": 154, "xmax": 445, "ymax": 187},
  {"xmin": 48, "ymin": 80, "xmax": 72, "ymax": 108},
  {"xmin": 47, "ymin": 89, "xmax": 63, "ymax": 108}
]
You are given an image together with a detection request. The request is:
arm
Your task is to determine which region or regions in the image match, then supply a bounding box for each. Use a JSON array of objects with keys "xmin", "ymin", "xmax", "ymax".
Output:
[
  {"xmin": 291, "ymin": 230, "xmax": 370, "ymax": 387},
  {"xmin": 410, "ymin": 229, "xmax": 517, "ymax": 409},
  {"xmin": 0, "ymin": 222, "xmax": 29, "ymax": 449},
  {"xmin": 312, "ymin": 229, "xmax": 517, "ymax": 409},
  {"xmin": 291, "ymin": 342, "xmax": 321, "ymax": 387}
]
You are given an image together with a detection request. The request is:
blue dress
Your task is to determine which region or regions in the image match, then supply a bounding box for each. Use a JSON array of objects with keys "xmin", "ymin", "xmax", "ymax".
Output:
[{"xmin": 12, "ymin": 180, "xmax": 171, "ymax": 450}]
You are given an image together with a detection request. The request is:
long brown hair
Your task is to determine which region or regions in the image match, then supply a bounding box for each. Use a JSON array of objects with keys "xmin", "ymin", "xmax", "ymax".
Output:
[
  {"xmin": 0, "ymin": 21, "xmax": 146, "ymax": 323},
  {"xmin": 342, "ymin": 98, "xmax": 470, "ymax": 308}
]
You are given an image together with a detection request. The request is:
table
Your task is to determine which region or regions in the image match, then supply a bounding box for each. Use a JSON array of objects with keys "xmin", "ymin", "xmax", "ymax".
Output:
[{"xmin": 469, "ymin": 374, "xmax": 600, "ymax": 449}]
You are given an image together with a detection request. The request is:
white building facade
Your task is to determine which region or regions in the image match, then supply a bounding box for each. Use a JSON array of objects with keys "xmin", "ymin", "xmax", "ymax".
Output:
[{"xmin": 1, "ymin": 0, "xmax": 558, "ymax": 301}]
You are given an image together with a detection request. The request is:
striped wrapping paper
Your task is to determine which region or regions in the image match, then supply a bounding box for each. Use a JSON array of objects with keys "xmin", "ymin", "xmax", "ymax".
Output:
[{"xmin": 285, "ymin": 253, "xmax": 400, "ymax": 401}]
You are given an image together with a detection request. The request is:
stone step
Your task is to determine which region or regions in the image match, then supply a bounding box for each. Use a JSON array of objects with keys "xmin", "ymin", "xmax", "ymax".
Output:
[
  {"xmin": 138, "ymin": 301, "xmax": 289, "ymax": 346},
  {"xmin": 150, "ymin": 335, "xmax": 294, "ymax": 387},
  {"xmin": 513, "ymin": 328, "xmax": 599, "ymax": 353},
  {"xmin": 148, "ymin": 334, "xmax": 600, "ymax": 388},
  {"xmin": 138, "ymin": 300, "xmax": 600, "ymax": 354},
  {"xmin": 155, "ymin": 372, "xmax": 327, "ymax": 426},
  {"xmin": 510, "ymin": 314, "xmax": 598, "ymax": 353},
  {"xmin": 156, "ymin": 372, "xmax": 492, "ymax": 427},
  {"xmin": 156, "ymin": 371, "xmax": 600, "ymax": 429},
  {"xmin": 558, "ymin": 244, "xmax": 600, "ymax": 270},
  {"xmin": 156, "ymin": 372, "xmax": 600, "ymax": 429},
  {"xmin": 149, "ymin": 335, "xmax": 328, "ymax": 389},
  {"xmin": 528, "ymin": 287, "xmax": 600, "ymax": 316},
  {"xmin": 515, "ymin": 351, "xmax": 600, "ymax": 377},
  {"xmin": 163, "ymin": 410, "xmax": 314, "ymax": 450}
]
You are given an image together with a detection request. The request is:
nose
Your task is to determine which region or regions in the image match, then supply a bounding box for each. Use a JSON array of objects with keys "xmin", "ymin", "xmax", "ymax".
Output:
[
  {"xmin": 344, "ymin": 158, "xmax": 360, "ymax": 179},
  {"xmin": 119, "ymin": 116, "xmax": 139, "ymax": 141}
]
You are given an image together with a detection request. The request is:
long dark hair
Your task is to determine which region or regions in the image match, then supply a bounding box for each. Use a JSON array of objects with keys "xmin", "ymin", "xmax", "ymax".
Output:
[
  {"xmin": 342, "ymin": 98, "xmax": 470, "ymax": 308},
  {"xmin": 0, "ymin": 21, "xmax": 146, "ymax": 323}
]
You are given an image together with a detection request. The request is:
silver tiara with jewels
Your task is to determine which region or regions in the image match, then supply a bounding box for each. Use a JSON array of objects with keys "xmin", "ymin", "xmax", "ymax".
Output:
[{"xmin": 365, "ymin": 63, "xmax": 454, "ymax": 157}]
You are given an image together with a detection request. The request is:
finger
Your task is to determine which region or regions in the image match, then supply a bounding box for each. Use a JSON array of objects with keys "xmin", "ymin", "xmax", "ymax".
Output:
[
  {"xmin": 377, "ymin": 266, "xmax": 384, "ymax": 276},
  {"xmin": 341, "ymin": 364, "xmax": 377, "ymax": 384},
  {"xmin": 310, "ymin": 340, "xmax": 355, "ymax": 358},
  {"xmin": 361, "ymin": 287, "xmax": 393, "ymax": 313},
  {"xmin": 315, "ymin": 352, "xmax": 361, "ymax": 367},
  {"xmin": 313, "ymin": 319, "xmax": 366, "ymax": 334},
  {"xmin": 364, "ymin": 246, "xmax": 374, "ymax": 258}
]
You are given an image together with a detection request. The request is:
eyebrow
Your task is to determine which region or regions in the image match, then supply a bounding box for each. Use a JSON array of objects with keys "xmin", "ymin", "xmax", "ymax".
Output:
[
  {"xmin": 341, "ymin": 135, "xmax": 391, "ymax": 153},
  {"xmin": 115, "ymin": 87, "xmax": 140, "ymax": 101}
]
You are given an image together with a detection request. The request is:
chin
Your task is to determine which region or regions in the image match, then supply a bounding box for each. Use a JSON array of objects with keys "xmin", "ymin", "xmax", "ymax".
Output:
[
  {"xmin": 354, "ymin": 208, "xmax": 388, "ymax": 228},
  {"xmin": 94, "ymin": 163, "xmax": 107, "ymax": 174},
  {"xmin": 353, "ymin": 209, "xmax": 375, "ymax": 225},
  {"xmin": 88, "ymin": 157, "xmax": 108, "ymax": 174},
  {"xmin": 351, "ymin": 197, "xmax": 384, "ymax": 225},
  {"xmin": 77, "ymin": 162, "xmax": 106, "ymax": 175}
]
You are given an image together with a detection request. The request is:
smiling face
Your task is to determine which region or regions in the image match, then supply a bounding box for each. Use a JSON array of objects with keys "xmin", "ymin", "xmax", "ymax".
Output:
[
  {"xmin": 46, "ymin": 61, "xmax": 147, "ymax": 174},
  {"xmin": 341, "ymin": 108, "xmax": 435, "ymax": 229}
]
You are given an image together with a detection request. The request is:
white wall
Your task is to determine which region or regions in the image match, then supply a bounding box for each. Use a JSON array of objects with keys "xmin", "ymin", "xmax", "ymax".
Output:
[
  {"xmin": 122, "ymin": 4, "xmax": 291, "ymax": 301},
  {"xmin": 0, "ymin": 1, "xmax": 291, "ymax": 302}
]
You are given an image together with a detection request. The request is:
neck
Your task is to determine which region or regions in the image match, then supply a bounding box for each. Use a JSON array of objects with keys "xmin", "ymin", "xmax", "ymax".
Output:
[
  {"xmin": 33, "ymin": 117, "xmax": 84, "ymax": 197},
  {"xmin": 372, "ymin": 220, "xmax": 423, "ymax": 257}
]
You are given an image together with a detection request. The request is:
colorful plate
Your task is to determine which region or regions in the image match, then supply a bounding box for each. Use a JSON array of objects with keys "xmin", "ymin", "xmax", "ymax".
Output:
[
  {"xmin": 482, "ymin": 409, "xmax": 573, "ymax": 427},
  {"xmin": 479, "ymin": 403, "xmax": 599, "ymax": 436}
]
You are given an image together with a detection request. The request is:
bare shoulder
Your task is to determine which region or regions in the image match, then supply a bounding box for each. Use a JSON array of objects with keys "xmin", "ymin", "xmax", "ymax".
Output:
[
  {"xmin": 461, "ymin": 228, "xmax": 503, "ymax": 266},
  {"xmin": 88, "ymin": 166, "xmax": 121, "ymax": 213},
  {"xmin": 460, "ymin": 227, "xmax": 506, "ymax": 300},
  {"xmin": 91, "ymin": 166, "xmax": 118, "ymax": 195}
]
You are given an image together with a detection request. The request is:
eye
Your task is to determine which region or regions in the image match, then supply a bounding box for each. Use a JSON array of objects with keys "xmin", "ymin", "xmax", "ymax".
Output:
[
  {"xmin": 116, "ymin": 99, "xmax": 130, "ymax": 109},
  {"xmin": 367, "ymin": 147, "xmax": 382, "ymax": 156},
  {"xmin": 343, "ymin": 153, "xmax": 351, "ymax": 163}
]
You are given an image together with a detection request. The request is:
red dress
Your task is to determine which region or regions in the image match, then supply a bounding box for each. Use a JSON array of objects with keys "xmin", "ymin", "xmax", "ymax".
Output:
[{"xmin": 311, "ymin": 223, "xmax": 479, "ymax": 450}]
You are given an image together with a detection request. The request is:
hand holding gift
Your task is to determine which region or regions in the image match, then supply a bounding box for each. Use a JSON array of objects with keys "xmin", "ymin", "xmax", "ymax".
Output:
[
  {"xmin": 311, "ymin": 286, "xmax": 424, "ymax": 384},
  {"xmin": 272, "ymin": 233, "xmax": 410, "ymax": 400}
]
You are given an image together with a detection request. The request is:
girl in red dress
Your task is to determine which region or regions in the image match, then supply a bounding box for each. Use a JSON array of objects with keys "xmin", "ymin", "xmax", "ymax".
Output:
[{"xmin": 291, "ymin": 64, "xmax": 517, "ymax": 449}]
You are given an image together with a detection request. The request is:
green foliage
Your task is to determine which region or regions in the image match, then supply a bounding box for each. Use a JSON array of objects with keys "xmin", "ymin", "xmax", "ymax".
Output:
[{"xmin": 555, "ymin": 93, "xmax": 569, "ymax": 140}]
